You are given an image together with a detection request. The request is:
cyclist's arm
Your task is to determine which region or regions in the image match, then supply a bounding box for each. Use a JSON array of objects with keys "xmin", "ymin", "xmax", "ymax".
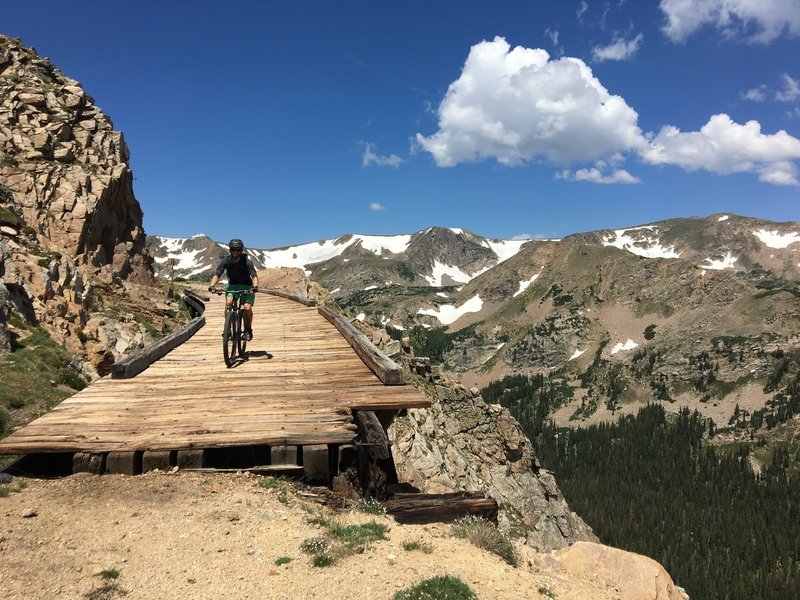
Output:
[{"xmin": 209, "ymin": 257, "xmax": 230, "ymax": 290}]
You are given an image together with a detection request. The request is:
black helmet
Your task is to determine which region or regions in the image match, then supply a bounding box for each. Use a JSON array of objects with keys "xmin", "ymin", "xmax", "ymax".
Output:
[{"xmin": 228, "ymin": 238, "xmax": 244, "ymax": 250}]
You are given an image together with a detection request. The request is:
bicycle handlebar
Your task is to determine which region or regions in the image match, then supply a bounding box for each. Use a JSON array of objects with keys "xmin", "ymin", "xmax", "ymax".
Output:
[{"xmin": 209, "ymin": 287, "xmax": 258, "ymax": 295}]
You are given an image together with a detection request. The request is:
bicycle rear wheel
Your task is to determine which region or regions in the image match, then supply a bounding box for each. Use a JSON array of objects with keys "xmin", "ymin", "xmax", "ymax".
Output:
[
  {"xmin": 223, "ymin": 309, "xmax": 237, "ymax": 367},
  {"xmin": 236, "ymin": 310, "xmax": 247, "ymax": 357}
]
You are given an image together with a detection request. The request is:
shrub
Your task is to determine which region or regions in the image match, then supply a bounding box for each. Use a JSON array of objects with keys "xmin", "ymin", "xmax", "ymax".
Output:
[
  {"xmin": 394, "ymin": 576, "xmax": 477, "ymax": 600},
  {"xmin": 354, "ymin": 497, "xmax": 386, "ymax": 515},
  {"xmin": 300, "ymin": 537, "xmax": 330, "ymax": 555},
  {"xmin": 451, "ymin": 516, "xmax": 518, "ymax": 567}
]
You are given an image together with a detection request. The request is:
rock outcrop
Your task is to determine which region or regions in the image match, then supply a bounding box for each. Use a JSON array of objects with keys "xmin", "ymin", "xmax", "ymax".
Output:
[
  {"xmin": 388, "ymin": 381, "xmax": 597, "ymax": 551},
  {"xmin": 258, "ymin": 267, "xmax": 331, "ymax": 305},
  {"xmin": 0, "ymin": 35, "xmax": 168, "ymax": 372},
  {"xmin": 0, "ymin": 36, "xmax": 152, "ymax": 284}
]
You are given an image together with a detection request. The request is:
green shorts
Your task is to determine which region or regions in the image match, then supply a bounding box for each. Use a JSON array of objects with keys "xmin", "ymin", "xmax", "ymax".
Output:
[{"xmin": 226, "ymin": 283, "xmax": 255, "ymax": 305}]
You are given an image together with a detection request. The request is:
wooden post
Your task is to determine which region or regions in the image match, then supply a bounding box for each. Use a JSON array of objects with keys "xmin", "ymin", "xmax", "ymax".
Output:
[
  {"xmin": 328, "ymin": 444, "xmax": 339, "ymax": 485},
  {"xmin": 353, "ymin": 410, "xmax": 398, "ymax": 500}
]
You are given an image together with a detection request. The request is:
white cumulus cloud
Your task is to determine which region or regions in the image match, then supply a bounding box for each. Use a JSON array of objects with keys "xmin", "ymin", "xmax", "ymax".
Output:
[
  {"xmin": 360, "ymin": 141, "xmax": 403, "ymax": 167},
  {"xmin": 642, "ymin": 113, "xmax": 800, "ymax": 185},
  {"xmin": 659, "ymin": 0, "xmax": 800, "ymax": 44},
  {"xmin": 415, "ymin": 37, "xmax": 646, "ymax": 168},
  {"xmin": 369, "ymin": 203, "xmax": 388, "ymax": 212},
  {"xmin": 592, "ymin": 33, "xmax": 644, "ymax": 62},
  {"xmin": 416, "ymin": 36, "xmax": 800, "ymax": 186}
]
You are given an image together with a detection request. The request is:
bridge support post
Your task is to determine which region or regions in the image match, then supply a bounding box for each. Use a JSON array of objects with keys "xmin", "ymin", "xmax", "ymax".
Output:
[{"xmin": 353, "ymin": 410, "xmax": 398, "ymax": 500}]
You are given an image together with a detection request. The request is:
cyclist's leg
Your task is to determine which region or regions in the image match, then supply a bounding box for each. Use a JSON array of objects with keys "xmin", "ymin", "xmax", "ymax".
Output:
[{"xmin": 242, "ymin": 302, "xmax": 253, "ymax": 339}]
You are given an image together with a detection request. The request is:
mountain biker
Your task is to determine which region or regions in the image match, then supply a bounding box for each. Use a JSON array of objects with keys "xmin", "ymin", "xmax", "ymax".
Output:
[{"xmin": 208, "ymin": 239, "xmax": 259, "ymax": 341}]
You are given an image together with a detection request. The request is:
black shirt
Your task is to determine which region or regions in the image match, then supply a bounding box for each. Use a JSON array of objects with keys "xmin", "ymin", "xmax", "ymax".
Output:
[{"xmin": 214, "ymin": 254, "xmax": 257, "ymax": 285}]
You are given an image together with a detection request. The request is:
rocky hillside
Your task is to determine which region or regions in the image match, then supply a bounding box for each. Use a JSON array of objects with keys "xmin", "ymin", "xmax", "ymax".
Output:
[
  {"xmin": 0, "ymin": 34, "xmax": 181, "ymax": 376},
  {"xmin": 355, "ymin": 215, "xmax": 800, "ymax": 440}
]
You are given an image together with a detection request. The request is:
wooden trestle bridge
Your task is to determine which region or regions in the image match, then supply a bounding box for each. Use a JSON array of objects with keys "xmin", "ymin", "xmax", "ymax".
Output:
[{"xmin": 0, "ymin": 290, "xmax": 431, "ymax": 484}]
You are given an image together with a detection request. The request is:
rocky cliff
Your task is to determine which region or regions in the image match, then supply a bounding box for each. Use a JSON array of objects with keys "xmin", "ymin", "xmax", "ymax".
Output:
[
  {"xmin": 0, "ymin": 35, "xmax": 171, "ymax": 373},
  {"xmin": 389, "ymin": 381, "xmax": 597, "ymax": 551}
]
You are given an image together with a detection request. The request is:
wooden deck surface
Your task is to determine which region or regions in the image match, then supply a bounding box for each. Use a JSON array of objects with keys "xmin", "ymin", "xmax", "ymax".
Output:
[{"xmin": 0, "ymin": 294, "xmax": 429, "ymax": 454}]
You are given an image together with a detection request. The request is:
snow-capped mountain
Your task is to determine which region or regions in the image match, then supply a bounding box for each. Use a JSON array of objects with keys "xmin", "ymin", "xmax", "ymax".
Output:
[{"xmin": 147, "ymin": 227, "xmax": 530, "ymax": 290}]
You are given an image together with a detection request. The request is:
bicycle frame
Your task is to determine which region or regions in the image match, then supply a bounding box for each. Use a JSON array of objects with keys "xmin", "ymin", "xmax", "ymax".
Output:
[{"xmin": 214, "ymin": 289, "xmax": 251, "ymax": 367}]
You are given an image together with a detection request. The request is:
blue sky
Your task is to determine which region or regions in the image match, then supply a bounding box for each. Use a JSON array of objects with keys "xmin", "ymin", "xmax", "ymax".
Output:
[{"xmin": 3, "ymin": 1, "xmax": 800, "ymax": 247}]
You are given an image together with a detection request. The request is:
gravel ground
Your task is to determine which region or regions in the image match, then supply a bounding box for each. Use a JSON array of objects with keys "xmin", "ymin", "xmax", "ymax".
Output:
[{"xmin": 0, "ymin": 471, "xmax": 619, "ymax": 600}]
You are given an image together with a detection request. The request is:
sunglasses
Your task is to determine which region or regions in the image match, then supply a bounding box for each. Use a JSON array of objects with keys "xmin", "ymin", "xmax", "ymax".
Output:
[{"xmin": 230, "ymin": 249, "xmax": 242, "ymax": 254}]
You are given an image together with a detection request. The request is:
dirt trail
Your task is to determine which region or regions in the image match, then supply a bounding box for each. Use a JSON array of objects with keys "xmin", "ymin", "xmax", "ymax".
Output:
[{"xmin": 0, "ymin": 471, "xmax": 619, "ymax": 600}]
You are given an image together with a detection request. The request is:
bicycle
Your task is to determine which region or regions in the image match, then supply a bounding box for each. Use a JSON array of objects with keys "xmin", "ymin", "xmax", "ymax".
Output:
[{"xmin": 211, "ymin": 287, "xmax": 257, "ymax": 367}]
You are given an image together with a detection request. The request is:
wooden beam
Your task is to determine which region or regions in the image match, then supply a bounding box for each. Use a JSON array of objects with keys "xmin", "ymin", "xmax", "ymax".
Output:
[
  {"xmin": 262, "ymin": 287, "xmax": 317, "ymax": 306},
  {"xmin": 111, "ymin": 316, "xmax": 206, "ymax": 379},
  {"xmin": 384, "ymin": 492, "xmax": 499, "ymax": 524},
  {"xmin": 318, "ymin": 304, "xmax": 404, "ymax": 385}
]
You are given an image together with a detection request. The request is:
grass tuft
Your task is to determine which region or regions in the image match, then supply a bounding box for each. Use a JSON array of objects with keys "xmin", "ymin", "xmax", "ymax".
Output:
[
  {"xmin": 394, "ymin": 575, "xmax": 477, "ymax": 600},
  {"xmin": 402, "ymin": 540, "xmax": 433, "ymax": 553},
  {"xmin": 329, "ymin": 521, "xmax": 388, "ymax": 550},
  {"xmin": 300, "ymin": 512, "xmax": 389, "ymax": 567},
  {"xmin": 99, "ymin": 568, "xmax": 120, "ymax": 580},
  {"xmin": 274, "ymin": 556, "xmax": 292, "ymax": 566},
  {"xmin": 451, "ymin": 515, "xmax": 518, "ymax": 567},
  {"xmin": 538, "ymin": 585, "xmax": 557, "ymax": 598},
  {"xmin": 0, "ymin": 480, "xmax": 28, "ymax": 497}
]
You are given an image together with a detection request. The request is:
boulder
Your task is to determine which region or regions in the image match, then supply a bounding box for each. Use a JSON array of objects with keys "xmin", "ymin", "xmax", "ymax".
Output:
[{"xmin": 538, "ymin": 542, "xmax": 690, "ymax": 600}]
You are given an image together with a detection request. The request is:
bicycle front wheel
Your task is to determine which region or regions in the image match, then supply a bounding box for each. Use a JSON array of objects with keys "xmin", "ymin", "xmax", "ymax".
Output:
[
  {"xmin": 223, "ymin": 309, "xmax": 237, "ymax": 367},
  {"xmin": 236, "ymin": 310, "xmax": 247, "ymax": 357}
]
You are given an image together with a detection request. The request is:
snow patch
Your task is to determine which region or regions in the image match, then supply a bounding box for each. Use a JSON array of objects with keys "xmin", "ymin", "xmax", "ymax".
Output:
[
  {"xmin": 485, "ymin": 239, "xmax": 529, "ymax": 263},
  {"xmin": 717, "ymin": 215, "xmax": 729, "ymax": 222},
  {"xmin": 356, "ymin": 313, "xmax": 366, "ymax": 322},
  {"xmin": 425, "ymin": 260, "xmax": 473, "ymax": 286},
  {"xmin": 417, "ymin": 294, "xmax": 484, "ymax": 325},
  {"xmin": 753, "ymin": 229, "xmax": 800, "ymax": 249},
  {"xmin": 364, "ymin": 285, "xmax": 378, "ymax": 291},
  {"xmin": 513, "ymin": 271, "xmax": 541, "ymax": 298},
  {"xmin": 436, "ymin": 292, "xmax": 449, "ymax": 298},
  {"xmin": 602, "ymin": 226, "xmax": 681, "ymax": 259},
  {"xmin": 153, "ymin": 243, "xmax": 208, "ymax": 277},
  {"xmin": 611, "ymin": 339, "xmax": 639, "ymax": 355},
  {"xmin": 701, "ymin": 253, "xmax": 738, "ymax": 270},
  {"xmin": 569, "ymin": 349, "xmax": 586, "ymax": 361},
  {"xmin": 354, "ymin": 234, "xmax": 412, "ymax": 255}
]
